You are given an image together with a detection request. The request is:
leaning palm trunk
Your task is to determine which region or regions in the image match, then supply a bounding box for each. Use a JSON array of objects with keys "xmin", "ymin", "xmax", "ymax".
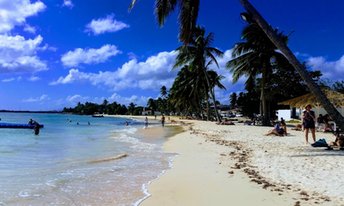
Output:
[
  {"xmin": 260, "ymin": 66, "xmax": 270, "ymax": 125},
  {"xmin": 203, "ymin": 68, "xmax": 222, "ymax": 122},
  {"xmin": 260, "ymin": 68, "xmax": 269, "ymax": 126},
  {"xmin": 240, "ymin": 0, "xmax": 344, "ymax": 132},
  {"xmin": 206, "ymin": 94, "xmax": 210, "ymax": 121},
  {"xmin": 210, "ymin": 87, "xmax": 221, "ymax": 122}
]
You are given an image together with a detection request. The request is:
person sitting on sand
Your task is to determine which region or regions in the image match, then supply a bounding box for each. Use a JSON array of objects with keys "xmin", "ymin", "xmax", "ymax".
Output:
[
  {"xmin": 327, "ymin": 131, "xmax": 344, "ymax": 150},
  {"xmin": 265, "ymin": 122, "xmax": 285, "ymax": 136},
  {"xmin": 323, "ymin": 114, "xmax": 333, "ymax": 132},
  {"xmin": 280, "ymin": 118, "xmax": 287, "ymax": 135},
  {"xmin": 317, "ymin": 114, "xmax": 325, "ymax": 131}
]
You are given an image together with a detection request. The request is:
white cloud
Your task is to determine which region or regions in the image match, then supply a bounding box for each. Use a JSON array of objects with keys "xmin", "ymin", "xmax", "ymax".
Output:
[
  {"xmin": 211, "ymin": 49, "xmax": 233, "ymax": 84},
  {"xmin": 50, "ymin": 68, "xmax": 81, "ymax": 85},
  {"xmin": 66, "ymin": 94, "xmax": 89, "ymax": 104},
  {"xmin": 38, "ymin": 43, "xmax": 57, "ymax": 52},
  {"xmin": 108, "ymin": 93, "xmax": 149, "ymax": 106},
  {"xmin": 127, "ymin": 52, "xmax": 138, "ymax": 60},
  {"xmin": 28, "ymin": 75, "xmax": 40, "ymax": 81},
  {"xmin": 0, "ymin": 1, "xmax": 47, "ymax": 75},
  {"xmin": 0, "ymin": 34, "xmax": 47, "ymax": 73},
  {"xmin": 62, "ymin": 93, "xmax": 149, "ymax": 107},
  {"xmin": 2, "ymin": 76, "xmax": 22, "ymax": 83},
  {"xmin": 63, "ymin": 0, "xmax": 74, "ymax": 9},
  {"xmin": 23, "ymin": 24, "xmax": 36, "ymax": 34},
  {"xmin": 61, "ymin": 44, "xmax": 121, "ymax": 67},
  {"xmin": 52, "ymin": 49, "xmax": 246, "ymax": 106},
  {"xmin": 2, "ymin": 77, "xmax": 16, "ymax": 82},
  {"xmin": 0, "ymin": 0, "xmax": 46, "ymax": 33},
  {"xmin": 52, "ymin": 50, "xmax": 179, "ymax": 91},
  {"xmin": 23, "ymin": 94, "xmax": 49, "ymax": 103},
  {"xmin": 53, "ymin": 49, "xmax": 245, "ymax": 106},
  {"xmin": 85, "ymin": 14, "xmax": 129, "ymax": 35},
  {"xmin": 306, "ymin": 55, "xmax": 344, "ymax": 80}
]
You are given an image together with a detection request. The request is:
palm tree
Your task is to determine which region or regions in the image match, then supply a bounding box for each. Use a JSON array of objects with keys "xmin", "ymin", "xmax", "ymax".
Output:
[
  {"xmin": 160, "ymin": 85, "xmax": 167, "ymax": 98},
  {"xmin": 207, "ymin": 69, "xmax": 226, "ymax": 120},
  {"xmin": 159, "ymin": 86, "xmax": 168, "ymax": 114},
  {"xmin": 174, "ymin": 26, "xmax": 224, "ymax": 122},
  {"xmin": 239, "ymin": 0, "xmax": 344, "ymax": 131},
  {"xmin": 130, "ymin": 0, "xmax": 344, "ymax": 130},
  {"xmin": 169, "ymin": 65, "xmax": 205, "ymax": 116},
  {"xmin": 230, "ymin": 92, "xmax": 237, "ymax": 109},
  {"xmin": 130, "ymin": 0, "xmax": 199, "ymax": 43},
  {"xmin": 227, "ymin": 24, "xmax": 288, "ymax": 125},
  {"xmin": 128, "ymin": 102, "xmax": 136, "ymax": 115},
  {"xmin": 147, "ymin": 98, "xmax": 157, "ymax": 113}
]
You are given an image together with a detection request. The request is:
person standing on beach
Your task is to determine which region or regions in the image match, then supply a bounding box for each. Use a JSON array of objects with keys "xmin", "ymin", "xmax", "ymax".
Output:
[
  {"xmin": 145, "ymin": 116, "xmax": 148, "ymax": 128},
  {"xmin": 302, "ymin": 104, "xmax": 316, "ymax": 144},
  {"xmin": 161, "ymin": 115, "xmax": 165, "ymax": 127}
]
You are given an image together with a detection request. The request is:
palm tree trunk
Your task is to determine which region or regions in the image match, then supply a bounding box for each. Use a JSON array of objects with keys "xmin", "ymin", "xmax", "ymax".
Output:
[
  {"xmin": 240, "ymin": 0, "xmax": 344, "ymax": 132},
  {"xmin": 261, "ymin": 66, "xmax": 270, "ymax": 126},
  {"xmin": 210, "ymin": 88, "xmax": 221, "ymax": 122},
  {"xmin": 206, "ymin": 94, "xmax": 210, "ymax": 121},
  {"xmin": 203, "ymin": 68, "xmax": 222, "ymax": 122}
]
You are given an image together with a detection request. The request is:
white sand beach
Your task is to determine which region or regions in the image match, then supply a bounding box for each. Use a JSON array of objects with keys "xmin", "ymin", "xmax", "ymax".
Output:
[{"xmin": 136, "ymin": 116, "xmax": 344, "ymax": 206}]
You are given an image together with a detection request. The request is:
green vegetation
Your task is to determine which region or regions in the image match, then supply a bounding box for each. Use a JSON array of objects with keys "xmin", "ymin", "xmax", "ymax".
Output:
[
  {"xmin": 63, "ymin": 100, "xmax": 129, "ymax": 115},
  {"xmin": 227, "ymin": 24, "xmax": 288, "ymax": 125},
  {"xmin": 172, "ymin": 26, "xmax": 224, "ymax": 121}
]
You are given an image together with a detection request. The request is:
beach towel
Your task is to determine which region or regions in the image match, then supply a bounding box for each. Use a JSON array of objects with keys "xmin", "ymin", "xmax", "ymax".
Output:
[{"xmin": 311, "ymin": 138, "xmax": 328, "ymax": 147}]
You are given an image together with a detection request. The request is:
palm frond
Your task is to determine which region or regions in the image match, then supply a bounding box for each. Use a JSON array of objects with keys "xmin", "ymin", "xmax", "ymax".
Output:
[
  {"xmin": 206, "ymin": 51, "xmax": 220, "ymax": 68},
  {"xmin": 155, "ymin": 0, "xmax": 178, "ymax": 26},
  {"xmin": 204, "ymin": 32, "xmax": 214, "ymax": 46},
  {"xmin": 128, "ymin": 0, "xmax": 138, "ymax": 11},
  {"xmin": 207, "ymin": 70, "xmax": 226, "ymax": 90},
  {"xmin": 179, "ymin": 0, "xmax": 200, "ymax": 43},
  {"xmin": 232, "ymin": 42, "xmax": 254, "ymax": 57}
]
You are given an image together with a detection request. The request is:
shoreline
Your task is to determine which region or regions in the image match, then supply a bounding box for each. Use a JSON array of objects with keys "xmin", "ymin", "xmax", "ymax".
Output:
[
  {"xmin": 132, "ymin": 116, "xmax": 342, "ymax": 206},
  {"xmin": 122, "ymin": 116, "xmax": 184, "ymax": 206}
]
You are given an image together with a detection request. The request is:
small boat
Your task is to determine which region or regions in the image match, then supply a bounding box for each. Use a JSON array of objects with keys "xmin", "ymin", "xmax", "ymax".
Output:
[
  {"xmin": 92, "ymin": 113, "xmax": 104, "ymax": 118},
  {"xmin": 0, "ymin": 122, "xmax": 44, "ymax": 129}
]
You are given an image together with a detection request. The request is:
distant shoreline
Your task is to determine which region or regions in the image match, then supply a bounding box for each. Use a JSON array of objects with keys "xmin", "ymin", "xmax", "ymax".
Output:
[{"xmin": 0, "ymin": 110, "xmax": 62, "ymax": 114}]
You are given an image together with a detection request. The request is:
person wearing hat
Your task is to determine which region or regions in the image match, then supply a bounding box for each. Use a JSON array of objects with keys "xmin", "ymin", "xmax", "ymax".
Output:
[{"xmin": 302, "ymin": 104, "xmax": 316, "ymax": 144}]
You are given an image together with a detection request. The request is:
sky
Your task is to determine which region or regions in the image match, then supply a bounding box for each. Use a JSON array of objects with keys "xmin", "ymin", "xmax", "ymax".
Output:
[{"xmin": 0, "ymin": 0, "xmax": 343, "ymax": 111}]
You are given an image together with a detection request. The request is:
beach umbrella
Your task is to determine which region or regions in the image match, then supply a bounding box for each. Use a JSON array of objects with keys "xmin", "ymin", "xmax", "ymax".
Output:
[{"xmin": 279, "ymin": 89, "xmax": 344, "ymax": 109}]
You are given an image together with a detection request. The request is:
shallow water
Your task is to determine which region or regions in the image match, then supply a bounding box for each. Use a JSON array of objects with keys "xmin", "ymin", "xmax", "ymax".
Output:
[{"xmin": 0, "ymin": 113, "xmax": 173, "ymax": 206}]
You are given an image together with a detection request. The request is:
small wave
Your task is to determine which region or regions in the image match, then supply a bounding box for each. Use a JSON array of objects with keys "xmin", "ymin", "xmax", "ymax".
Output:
[
  {"xmin": 113, "ymin": 133, "xmax": 157, "ymax": 151},
  {"xmin": 133, "ymin": 154, "xmax": 177, "ymax": 206},
  {"xmin": 88, "ymin": 153, "xmax": 128, "ymax": 164},
  {"xmin": 45, "ymin": 179, "xmax": 58, "ymax": 188},
  {"xmin": 133, "ymin": 183, "xmax": 151, "ymax": 206},
  {"xmin": 18, "ymin": 190, "xmax": 31, "ymax": 198},
  {"xmin": 111, "ymin": 127, "xmax": 138, "ymax": 135}
]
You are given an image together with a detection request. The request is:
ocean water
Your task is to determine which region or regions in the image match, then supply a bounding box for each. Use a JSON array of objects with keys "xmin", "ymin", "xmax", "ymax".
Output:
[{"xmin": 0, "ymin": 113, "xmax": 173, "ymax": 206}]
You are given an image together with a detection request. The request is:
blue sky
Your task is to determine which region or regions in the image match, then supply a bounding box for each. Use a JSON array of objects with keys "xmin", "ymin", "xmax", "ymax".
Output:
[{"xmin": 0, "ymin": 0, "xmax": 343, "ymax": 110}]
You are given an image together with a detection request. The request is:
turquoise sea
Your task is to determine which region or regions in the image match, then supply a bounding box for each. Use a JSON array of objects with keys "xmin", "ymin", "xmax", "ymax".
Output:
[{"xmin": 0, "ymin": 113, "xmax": 173, "ymax": 206}]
